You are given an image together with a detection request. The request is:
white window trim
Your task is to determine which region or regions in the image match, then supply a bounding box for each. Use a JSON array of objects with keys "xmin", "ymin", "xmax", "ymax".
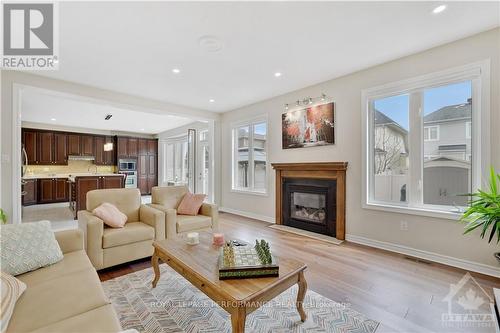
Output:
[
  {"xmin": 231, "ymin": 115, "xmax": 269, "ymax": 196},
  {"xmin": 465, "ymin": 121, "xmax": 472, "ymax": 139},
  {"xmin": 424, "ymin": 125, "xmax": 440, "ymax": 141},
  {"xmin": 361, "ymin": 60, "xmax": 490, "ymax": 220}
]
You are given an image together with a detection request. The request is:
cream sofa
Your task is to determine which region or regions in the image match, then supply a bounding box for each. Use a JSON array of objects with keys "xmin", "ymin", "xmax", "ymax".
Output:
[
  {"xmin": 7, "ymin": 229, "xmax": 121, "ymax": 333},
  {"xmin": 78, "ymin": 188, "xmax": 165, "ymax": 270},
  {"xmin": 148, "ymin": 186, "xmax": 219, "ymax": 238}
]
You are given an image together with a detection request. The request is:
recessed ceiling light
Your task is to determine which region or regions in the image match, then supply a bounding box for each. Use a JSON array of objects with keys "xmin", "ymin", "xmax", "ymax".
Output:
[
  {"xmin": 172, "ymin": 68, "xmax": 180, "ymax": 74},
  {"xmin": 432, "ymin": 5, "xmax": 447, "ymax": 14},
  {"xmin": 274, "ymin": 72, "xmax": 282, "ymax": 77},
  {"xmin": 50, "ymin": 118, "xmax": 56, "ymax": 121},
  {"xmin": 209, "ymin": 99, "xmax": 215, "ymax": 103},
  {"xmin": 140, "ymin": 128, "xmax": 145, "ymax": 131},
  {"xmin": 198, "ymin": 35, "xmax": 223, "ymax": 53}
]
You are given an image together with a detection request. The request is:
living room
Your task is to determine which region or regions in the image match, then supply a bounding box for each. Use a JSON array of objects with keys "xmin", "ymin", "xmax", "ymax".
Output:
[{"xmin": 1, "ymin": 2, "xmax": 499, "ymax": 333}]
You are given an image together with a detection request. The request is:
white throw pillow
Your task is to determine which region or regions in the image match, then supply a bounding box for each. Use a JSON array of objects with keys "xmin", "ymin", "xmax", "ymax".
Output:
[
  {"xmin": 0, "ymin": 271, "xmax": 26, "ymax": 333},
  {"xmin": 0, "ymin": 221, "xmax": 63, "ymax": 276}
]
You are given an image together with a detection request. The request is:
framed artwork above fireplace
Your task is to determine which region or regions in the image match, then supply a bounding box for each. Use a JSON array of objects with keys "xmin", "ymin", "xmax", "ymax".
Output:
[{"xmin": 282, "ymin": 102, "xmax": 335, "ymax": 149}]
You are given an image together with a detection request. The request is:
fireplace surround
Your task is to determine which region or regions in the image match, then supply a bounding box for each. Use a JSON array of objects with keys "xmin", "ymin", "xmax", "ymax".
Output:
[{"xmin": 272, "ymin": 162, "xmax": 347, "ymax": 240}]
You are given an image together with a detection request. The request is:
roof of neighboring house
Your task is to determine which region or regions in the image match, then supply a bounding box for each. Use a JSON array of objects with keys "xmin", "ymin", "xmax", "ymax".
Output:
[
  {"xmin": 374, "ymin": 110, "xmax": 408, "ymax": 134},
  {"xmin": 424, "ymin": 101, "xmax": 471, "ymax": 123}
]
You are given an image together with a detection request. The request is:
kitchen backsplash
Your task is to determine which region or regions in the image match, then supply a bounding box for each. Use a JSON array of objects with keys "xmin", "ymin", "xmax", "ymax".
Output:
[{"xmin": 26, "ymin": 160, "xmax": 116, "ymax": 175}]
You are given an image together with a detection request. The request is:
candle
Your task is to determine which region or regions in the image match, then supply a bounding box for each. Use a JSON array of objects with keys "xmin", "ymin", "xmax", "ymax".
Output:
[
  {"xmin": 213, "ymin": 233, "xmax": 225, "ymax": 246},
  {"xmin": 186, "ymin": 232, "xmax": 199, "ymax": 245}
]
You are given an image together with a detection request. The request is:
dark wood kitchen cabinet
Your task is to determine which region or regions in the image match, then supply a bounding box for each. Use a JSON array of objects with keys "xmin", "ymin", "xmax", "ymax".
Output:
[
  {"xmin": 38, "ymin": 178, "xmax": 69, "ymax": 203},
  {"xmin": 80, "ymin": 135, "xmax": 95, "ymax": 156},
  {"xmin": 94, "ymin": 136, "xmax": 115, "ymax": 166},
  {"xmin": 54, "ymin": 133, "xmax": 68, "ymax": 164},
  {"xmin": 37, "ymin": 132, "xmax": 54, "ymax": 165},
  {"xmin": 137, "ymin": 139, "xmax": 158, "ymax": 195},
  {"xmin": 22, "ymin": 179, "xmax": 37, "ymax": 206},
  {"xmin": 117, "ymin": 136, "xmax": 138, "ymax": 158},
  {"xmin": 36, "ymin": 131, "xmax": 67, "ymax": 165},
  {"xmin": 67, "ymin": 134, "xmax": 81, "ymax": 155},
  {"xmin": 22, "ymin": 129, "xmax": 38, "ymax": 164}
]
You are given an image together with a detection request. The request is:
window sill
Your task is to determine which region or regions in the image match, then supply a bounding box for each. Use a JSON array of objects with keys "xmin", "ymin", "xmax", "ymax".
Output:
[
  {"xmin": 363, "ymin": 202, "xmax": 463, "ymax": 221},
  {"xmin": 231, "ymin": 188, "xmax": 269, "ymax": 197}
]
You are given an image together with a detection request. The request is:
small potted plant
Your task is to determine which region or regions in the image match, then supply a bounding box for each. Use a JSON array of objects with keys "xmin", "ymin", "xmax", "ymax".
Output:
[
  {"xmin": 460, "ymin": 167, "xmax": 500, "ymax": 262},
  {"xmin": 0, "ymin": 209, "xmax": 6, "ymax": 224}
]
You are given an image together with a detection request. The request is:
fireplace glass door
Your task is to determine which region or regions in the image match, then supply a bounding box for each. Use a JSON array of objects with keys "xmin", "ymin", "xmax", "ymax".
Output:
[
  {"xmin": 291, "ymin": 192, "xmax": 327, "ymax": 224},
  {"xmin": 282, "ymin": 178, "xmax": 336, "ymax": 237}
]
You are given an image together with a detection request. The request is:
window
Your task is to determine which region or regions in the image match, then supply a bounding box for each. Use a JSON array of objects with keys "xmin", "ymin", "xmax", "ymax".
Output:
[
  {"xmin": 424, "ymin": 126, "xmax": 439, "ymax": 141},
  {"xmin": 165, "ymin": 137, "xmax": 189, "ymax": 184},
  {"xmin": 232, "ymin": 118, "xmax": 268, "ymax": 194},
  {"xmin": 362, "ymin": 62, "xmax": 489, "ymax": 218}
]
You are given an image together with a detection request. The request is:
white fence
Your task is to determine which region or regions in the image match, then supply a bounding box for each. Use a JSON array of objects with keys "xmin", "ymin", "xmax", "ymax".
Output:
[{"xmin": 374, "ymin": 174, "xmax": 408, "ymax": 202}]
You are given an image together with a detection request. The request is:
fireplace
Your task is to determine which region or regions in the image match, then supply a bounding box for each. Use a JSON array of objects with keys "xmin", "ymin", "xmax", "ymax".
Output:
[
  {"xmin": 272, "ymin": 162, "xmax": 347, "ymax": 240},
  {"xmin": 282, "ymin": 178, "xmax": 337, "ymax": 237}
]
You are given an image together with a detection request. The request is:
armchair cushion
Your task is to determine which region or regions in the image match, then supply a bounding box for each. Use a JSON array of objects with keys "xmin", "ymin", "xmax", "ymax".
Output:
[
  {"xmin": 176, "ymin": 215, "xmax": 212, "ymax": 233},
  {"xmin": 87, "ymin": 188, "xmax": 141, "ymax": 222},
  {"xmin": 102, "ymin": 222, "xmax": 154, "ymax": 249},
  {"xmin": 177, "ymin": 192, "xmax": 206, "ymax": 216},
  {"xmin": 92, "ymin": 203, "xmax": 127, "ymax": 228},
  {"xmin": 151, "ymin": 186, "xmax": 188, "ymax": 209}
]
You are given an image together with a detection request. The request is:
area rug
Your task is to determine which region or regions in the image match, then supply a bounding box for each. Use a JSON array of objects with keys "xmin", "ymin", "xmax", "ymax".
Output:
[
  {"xmin": 269, "ymin": 225, "xmax": 343, "ymax": 245},
  {"xmin": 102, "ymin": 264, "xmax": 379, "ymax": 333}
]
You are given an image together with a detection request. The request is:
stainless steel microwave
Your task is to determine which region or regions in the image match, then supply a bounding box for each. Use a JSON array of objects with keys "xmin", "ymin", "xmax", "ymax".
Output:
[{"xmin": 118, "ymin": 159, "xmax": 137, "ymax": 171}]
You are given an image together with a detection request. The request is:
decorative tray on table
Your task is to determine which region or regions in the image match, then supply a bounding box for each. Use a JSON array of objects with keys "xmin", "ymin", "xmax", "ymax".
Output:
[{"xmin": 218, "ymin": 239, "xmax": 279, "ymax": 280}]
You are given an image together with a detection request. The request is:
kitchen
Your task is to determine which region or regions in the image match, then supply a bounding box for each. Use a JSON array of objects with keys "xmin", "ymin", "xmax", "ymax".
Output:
[{"xmin": 18, "ymin": 87, "xmax": 197, "ymax": 229}]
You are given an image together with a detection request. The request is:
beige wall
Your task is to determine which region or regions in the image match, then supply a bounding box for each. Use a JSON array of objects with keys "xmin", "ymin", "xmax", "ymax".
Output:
[{"xmin": 220, "ymin": 28, "xmax": 500, "ymax": 271}]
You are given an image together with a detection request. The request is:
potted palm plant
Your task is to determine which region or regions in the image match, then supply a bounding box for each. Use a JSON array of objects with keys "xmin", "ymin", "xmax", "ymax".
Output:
[{"xmin": 460, "ymin": 167, "xmax": 500, "ymax": 263}]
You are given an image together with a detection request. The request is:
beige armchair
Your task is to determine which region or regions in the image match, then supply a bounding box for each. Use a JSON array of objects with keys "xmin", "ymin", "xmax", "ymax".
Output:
[
  {"xmin": 78, "ymin": 188, "xmax": 165, "ymax": 270},
  {"xmin": 148, "ymin": 186, "xmax": 219, "ymax": 239}
]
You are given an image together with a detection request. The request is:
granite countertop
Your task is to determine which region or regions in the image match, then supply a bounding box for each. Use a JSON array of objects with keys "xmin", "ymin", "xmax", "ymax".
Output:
[{"xmin": 23, "ymin": 173, "xmax": 123, "ymax": 181}]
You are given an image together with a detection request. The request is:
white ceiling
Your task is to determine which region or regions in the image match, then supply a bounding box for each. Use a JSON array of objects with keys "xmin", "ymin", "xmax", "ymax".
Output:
[
  {"xmin": 20, "ymin": 88, "xmax": 194, "ymax": 134},
  {"xmin": 34, "ymin": 1, "xmax": 499, "ymax": 112}
]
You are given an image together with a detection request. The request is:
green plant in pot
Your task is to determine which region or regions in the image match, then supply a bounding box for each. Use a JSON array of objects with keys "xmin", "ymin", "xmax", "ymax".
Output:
[
  {"xmin": 460, "ymin": 167, "xmax": 500, "ymax": 263},
  {"xmin": 0, "ymin": 209, "xmax": 6, "ymax": 224}
]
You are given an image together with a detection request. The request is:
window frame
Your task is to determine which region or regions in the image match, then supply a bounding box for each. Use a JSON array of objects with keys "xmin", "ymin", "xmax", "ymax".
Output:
[
  {"xmin": 361, "ymin": 61, "xmax": 490, "ymax": 220},
  {"xmin": 424, "ymin": 125, "xmax": 440, "ymax": 141},
  {"xmin": 466, "ymin": 121, "xmax": 472, "ymax": 139},
  {"xmin": 231, "ymin": 115, "xmax": 269, "ymax": 196}
]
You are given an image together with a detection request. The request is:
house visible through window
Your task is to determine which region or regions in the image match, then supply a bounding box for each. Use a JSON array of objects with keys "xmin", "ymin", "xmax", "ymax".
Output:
[
  {"xmin": 424, "ymin": 126, "xmax": 439, "ymax": 141},
  {"xmin": 363, "ymin": 62, "xmax": 486, "ymax": 218},
  {"xmin": 232, "ymin": 119, "xmax": 267, "ymax": 193}
]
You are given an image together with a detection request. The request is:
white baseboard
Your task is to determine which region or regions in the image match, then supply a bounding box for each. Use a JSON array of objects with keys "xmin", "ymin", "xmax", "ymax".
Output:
[
  {"xmin": 219, "ymin": 207, "xmax": 275, "ymax": 224},
  {"xmin": 346, "ymin": 234, "xmax": 500, "ymax": 278}
]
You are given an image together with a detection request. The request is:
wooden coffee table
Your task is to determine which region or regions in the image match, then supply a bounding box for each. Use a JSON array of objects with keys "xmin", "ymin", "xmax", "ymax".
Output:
[{"xmin": 151, "ymin": 232, "xmax": 308, "ymax": 333}]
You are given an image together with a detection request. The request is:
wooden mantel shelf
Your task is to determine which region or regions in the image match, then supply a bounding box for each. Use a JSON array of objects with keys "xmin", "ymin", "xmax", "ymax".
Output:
[
  {"xmin": 271, "ymin": 162, "xmax": 348, "ymax": 171},
  {"xmin": 272, "ymin": 162, "xmax": 348, "ymax": 240}
]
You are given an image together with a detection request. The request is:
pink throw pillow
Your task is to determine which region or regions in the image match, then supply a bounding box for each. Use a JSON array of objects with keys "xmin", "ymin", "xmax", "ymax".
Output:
[
  {"xmin": 92, "ymin": 203, "xmax": 127, "ymax": 228},
  {"xmin": 177, "ymin": 192, "xmax": 206, "ymax": 216}
]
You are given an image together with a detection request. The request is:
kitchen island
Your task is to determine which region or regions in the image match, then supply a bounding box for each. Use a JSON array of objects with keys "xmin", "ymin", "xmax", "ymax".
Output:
[{"xmin": 68, "ymin": 174, "xmax": 125, "ymax": 219}]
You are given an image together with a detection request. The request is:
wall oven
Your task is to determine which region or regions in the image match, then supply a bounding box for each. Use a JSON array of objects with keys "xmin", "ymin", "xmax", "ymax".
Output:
[
  {"xmin": 119, "ymin": 171, "xmax": 137, "ymax": 188},
  {"xmin": 118, "ymin": 159, "xmax": 137, "ymax": 188},
  {"xmin": 118, "ymin": 159, "xmax": 137, "ymax": 171}
]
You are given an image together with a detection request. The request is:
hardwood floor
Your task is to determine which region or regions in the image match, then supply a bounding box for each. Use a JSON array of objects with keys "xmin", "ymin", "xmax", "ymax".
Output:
[{"xmin": 98, "ymin": 212, "xmax": 500, "ymax": 333}]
